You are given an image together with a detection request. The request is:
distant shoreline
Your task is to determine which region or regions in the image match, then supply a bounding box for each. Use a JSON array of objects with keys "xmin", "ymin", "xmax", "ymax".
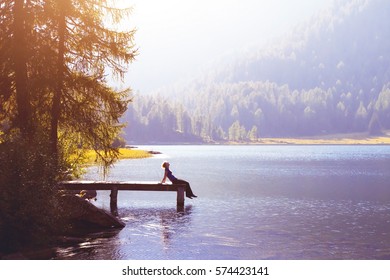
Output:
[
  {"xmin": 127, "ymin": 132, "xmax": 390, "ymax": 146},
  {"xmin": 233, "ymin": 136, "xmax": 390, "ymax": 145},
  {"xmin": 221, "ymin": 132, "xmax": 390, "ymax": 145}
]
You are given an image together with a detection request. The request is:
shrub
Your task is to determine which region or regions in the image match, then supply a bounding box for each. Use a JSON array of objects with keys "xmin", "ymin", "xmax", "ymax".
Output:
[{"xmin": 0, "ymin": 132, "xmax": 65, "ymax": 253}]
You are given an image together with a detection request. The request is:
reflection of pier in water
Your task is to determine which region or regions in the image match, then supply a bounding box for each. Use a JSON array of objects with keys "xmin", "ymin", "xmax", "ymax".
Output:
[
  {"xmin": 161, "ymin": 205, "xmax": 193, "ymax": 248},
  {"xmin": 122, "ymin": 205, "xmax": 193, "ymax": 251}
]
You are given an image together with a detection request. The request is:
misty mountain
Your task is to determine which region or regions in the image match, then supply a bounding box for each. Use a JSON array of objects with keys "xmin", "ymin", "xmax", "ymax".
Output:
[
  {"xmin": 213, "ymin": 0, "xmax": 390, "ymax": 91},
  {"xmin": 123, "ymin": 0, "xmax": 390, "ymax": 143}
]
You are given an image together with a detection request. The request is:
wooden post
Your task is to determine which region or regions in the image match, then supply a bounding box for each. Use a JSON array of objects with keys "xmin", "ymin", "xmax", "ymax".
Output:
[
  {"xmin": 176, "ymin": 185, "xmax": 185, "ymax": 206},
  {"xmin": 110, "ymin": 187, "xmax": 118, "ymax": 216}
]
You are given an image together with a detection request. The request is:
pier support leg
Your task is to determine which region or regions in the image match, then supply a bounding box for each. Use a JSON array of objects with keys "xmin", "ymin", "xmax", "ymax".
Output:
[
  {"xmin": 110, "ymin": 187, "xmax": 118, "ymax": 216},
  {"xmin": 177, "ymin": 185, "xmax": 185, "ymax": 207}
]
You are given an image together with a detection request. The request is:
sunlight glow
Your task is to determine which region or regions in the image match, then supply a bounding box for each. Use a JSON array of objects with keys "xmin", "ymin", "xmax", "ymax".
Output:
[{"xmin": 122, "ymin": 0, "xmax": 335, "ymax": 92}]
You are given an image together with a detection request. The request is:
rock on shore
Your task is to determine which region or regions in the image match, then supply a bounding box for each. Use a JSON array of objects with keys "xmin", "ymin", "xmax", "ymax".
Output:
[{"xmin": 60, "ymin": 195, "xmax": 125, "ymax": 230}]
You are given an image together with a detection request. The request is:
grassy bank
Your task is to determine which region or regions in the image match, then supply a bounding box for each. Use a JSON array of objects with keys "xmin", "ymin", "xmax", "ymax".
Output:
[
  {"xmin": 117, "ymin": 148, "xmax": 152, "ymax": 159},
  {"xmin": 74, "ymin": 148, "xmax": 151, "ymax": 165}
]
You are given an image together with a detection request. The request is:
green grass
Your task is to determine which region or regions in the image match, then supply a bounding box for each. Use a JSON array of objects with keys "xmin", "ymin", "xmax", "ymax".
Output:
[
  {"xmin": 117, "ymin": 148, "xmax": 151, "ymax": 159},
  {"xmin": 71, "ymin": 148, "xmax": 151, "ymax": 165}
]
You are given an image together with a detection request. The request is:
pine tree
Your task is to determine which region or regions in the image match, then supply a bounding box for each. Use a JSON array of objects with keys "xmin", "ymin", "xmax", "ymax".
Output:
[{"xmin": 0, "ymin": 0, "xmax": 137, "ymax": 251}]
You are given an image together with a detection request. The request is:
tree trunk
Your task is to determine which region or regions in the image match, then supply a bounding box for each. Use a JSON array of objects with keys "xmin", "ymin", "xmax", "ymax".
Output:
[
  {"xmin": 51, "ymin": 10, "xmax": 66, "ymax": 161},
  {"xmin": 13, "ymin": 0, "xmax": 33, "ymax": 138}
]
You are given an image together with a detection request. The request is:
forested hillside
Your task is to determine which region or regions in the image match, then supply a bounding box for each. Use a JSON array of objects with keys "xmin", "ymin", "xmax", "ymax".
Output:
[{"xmin": 123, "ymin": 0, "xmax": 390, "ymax": 143}]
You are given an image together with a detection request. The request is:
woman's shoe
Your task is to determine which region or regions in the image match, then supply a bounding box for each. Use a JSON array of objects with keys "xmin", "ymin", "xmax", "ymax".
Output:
[{"xmin": 191, "ymin": 195, "xmax": 198, "ymax": 198}]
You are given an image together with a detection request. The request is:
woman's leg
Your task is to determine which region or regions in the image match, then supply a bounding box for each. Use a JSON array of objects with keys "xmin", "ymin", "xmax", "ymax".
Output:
[{"xmin": 174, "ymin": 179, "xmax": 196, "ymax": 197}]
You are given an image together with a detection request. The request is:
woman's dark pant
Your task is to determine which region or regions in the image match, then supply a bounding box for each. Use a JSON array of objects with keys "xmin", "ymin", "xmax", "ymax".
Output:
[{"xmin": 173, "ymin": 179, "xmax": 195, "ymax": 197}]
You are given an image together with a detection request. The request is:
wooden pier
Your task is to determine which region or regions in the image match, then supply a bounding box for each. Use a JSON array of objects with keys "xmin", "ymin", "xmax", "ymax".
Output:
[{"xmin": 59, "ymin": 181, "xmax": 186, "ymax": 214}]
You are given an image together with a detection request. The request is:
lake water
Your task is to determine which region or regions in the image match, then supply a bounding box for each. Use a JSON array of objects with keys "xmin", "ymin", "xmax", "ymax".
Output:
[{"xmin": 55, "ymin": 145, "xmax": 390, "ymax": 260}]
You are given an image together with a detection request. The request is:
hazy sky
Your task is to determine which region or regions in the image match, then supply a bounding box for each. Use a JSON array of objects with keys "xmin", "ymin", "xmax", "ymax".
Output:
[{"xmin": 119, "ymin": 0, "xmax": 335, "ymax": 93}]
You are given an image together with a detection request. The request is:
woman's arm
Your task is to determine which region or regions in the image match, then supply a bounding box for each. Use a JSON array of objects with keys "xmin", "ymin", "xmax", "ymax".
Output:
[{"xmin": 161, "ymin": 170, "xmax": 167, "ymax": 183}]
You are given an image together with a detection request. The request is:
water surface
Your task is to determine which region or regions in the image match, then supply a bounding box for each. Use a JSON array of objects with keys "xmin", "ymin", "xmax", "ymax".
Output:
[{"xmin": 56, "ymin": 145, "xmax": 390, "ymax": 259}]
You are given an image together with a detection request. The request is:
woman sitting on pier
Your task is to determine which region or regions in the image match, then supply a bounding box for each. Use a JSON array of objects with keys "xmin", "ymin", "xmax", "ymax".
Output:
[{"xmin": 160, "ymin": 161, "xmax": 197, "ymax": 199}]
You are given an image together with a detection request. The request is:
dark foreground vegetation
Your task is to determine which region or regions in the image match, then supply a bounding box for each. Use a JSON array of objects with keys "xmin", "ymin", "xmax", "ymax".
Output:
[{"xmin": 0, "ymin": 0, "xmax": 136, "ymax": 256}]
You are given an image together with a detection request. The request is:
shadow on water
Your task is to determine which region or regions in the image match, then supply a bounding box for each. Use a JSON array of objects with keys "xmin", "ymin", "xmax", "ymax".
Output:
[
  {"xmin": 55, "ymin": 205, "xmax": 193, "ymax": 260},
  {"xmin": 54, "ymin": 229, "xmax": 122, "ymax": 260}
]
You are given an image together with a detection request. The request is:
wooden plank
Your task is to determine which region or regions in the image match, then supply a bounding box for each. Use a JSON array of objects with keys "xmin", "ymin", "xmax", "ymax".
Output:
[{"xmin": 59, "ymin": 181, "xmax": 184, "ymax": 192}]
